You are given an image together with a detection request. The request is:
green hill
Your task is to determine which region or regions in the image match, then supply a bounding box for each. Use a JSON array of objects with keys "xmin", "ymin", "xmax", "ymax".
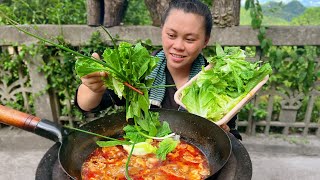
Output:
[
  {"xmin": 240, "ymin": 7, "xmax": 290, "ymax": 26},
  {"xmin": 262, "ymin": 0, "xmax": 306, "ymax": 21}
]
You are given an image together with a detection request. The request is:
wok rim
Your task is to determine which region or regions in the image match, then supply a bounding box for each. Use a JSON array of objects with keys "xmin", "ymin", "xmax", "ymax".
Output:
[{"xmin": 58, "ymin": 109, "xmax": 232, "ymax": 179}]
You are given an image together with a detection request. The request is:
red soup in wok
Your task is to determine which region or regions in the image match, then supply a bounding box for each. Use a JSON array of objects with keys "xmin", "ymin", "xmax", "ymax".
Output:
[{"xmin": 81, "ymin": 140, "xmax": 210, "ymax": 180}]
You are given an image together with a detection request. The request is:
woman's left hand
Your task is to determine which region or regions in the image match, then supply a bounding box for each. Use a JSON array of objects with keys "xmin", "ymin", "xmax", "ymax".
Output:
[{"xmin": 220, "ymin": 123, "xmax": 230, "ymax": 132}]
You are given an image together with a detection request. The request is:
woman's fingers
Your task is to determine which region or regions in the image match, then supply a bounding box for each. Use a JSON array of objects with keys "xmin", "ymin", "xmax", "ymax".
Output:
[
  {"xmin": 78, "ymin": 53, "xmax": 108, "ymax": 94},
  {"xmin": 92, "ymin": 52, "xmax": 100, "ymax": 59},
  {"xmin": 220, "ymin": 123, "xmax": 230, "ymax": 132},
  {"xmin": 81, "ymin": 71, "xmax": 108, "ymax": 93},
  {"xmin": 83, "ymin": 72, "xmax": 107, "ymax": 79}
]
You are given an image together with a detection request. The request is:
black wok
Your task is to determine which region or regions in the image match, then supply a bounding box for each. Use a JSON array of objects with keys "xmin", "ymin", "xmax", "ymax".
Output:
[{"xmin": 0, "ymin": 105, "xmax": 231, "ymax": 179}]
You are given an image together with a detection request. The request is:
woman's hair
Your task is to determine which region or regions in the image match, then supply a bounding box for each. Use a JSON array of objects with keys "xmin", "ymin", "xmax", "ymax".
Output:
[{"xmin": 161, "ymin": 0, "xmax": 213, "ymax": 38}]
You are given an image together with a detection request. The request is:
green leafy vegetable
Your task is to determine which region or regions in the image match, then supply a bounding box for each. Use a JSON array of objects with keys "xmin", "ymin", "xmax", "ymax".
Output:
[
  {"xmin": 181, "ymin": 44, "xmax": 273, "ymax": 122},
  {"xmin": 122, "ymin": 139, "xmax": 157, "ymax": 156},
  {"xmin": 156, "ymin": 121, "xmax": 172, "ymax": 137},
  {"xmin": 123, "ymin": 124, "xmax": 147, "ymax": 143},
  {"xmin": 76, "ymin": 38, "xmax": 177, "ymax": 162},
  {"xmin": 75, "ymin": 33, "xmax": 177, "ymax": 161},
  {"xmin": 75, "ymin": 41, "xmax": 159, "ymax": 121},
  {"xmin": 156, "ymin": 138, "xmax": 179, "ymax": 160}
]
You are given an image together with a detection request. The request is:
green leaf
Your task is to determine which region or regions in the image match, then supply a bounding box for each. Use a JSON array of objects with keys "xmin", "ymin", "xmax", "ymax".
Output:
[
  {"xmin": 156, "ymin": 138, "xmax": 179, "ymax": 160},
  {"xmin": 123, "ymin": 125, "xmax": 146, "ymax": 143},
  {"xmin": 244, "ymin": 0, "xmax": 251, "ymax": 10},
  {"xmin": 156, "ymin": 121, "xmax": 172, "ymax": 137},
  {"xmin": 123, "ymin": 140, "xmax": 157, "ymax": 156},
  {"xmin": 215, "ymin": 44, "xmax": 225, "ymax": 56},
  {"xmin": 75, "ymin": 57, "xmax": 107, "ymax": 77},
  {"xmin": 261, "ymin": 39, "xmax": 267, "ymax": 49}
]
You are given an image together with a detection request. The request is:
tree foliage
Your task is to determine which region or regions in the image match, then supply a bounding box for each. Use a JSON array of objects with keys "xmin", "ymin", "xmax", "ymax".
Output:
[
  {"xmin": 291, "ymin": 7, "xmax": 320, "ymax": 25},
  {"xmin": 240, "ymin": 7, "xmax": 290, "ymax": 25},
  {"xmin": 262, "ymin": 0, "xmax": 306, "ymax": 21},
  {"xmin": 0, "ymin": 0, "xmax": 86, "ymax": 24},
  {"xmin": 123, "ymin": 0, "xmax": 152, "ymax": 25}
]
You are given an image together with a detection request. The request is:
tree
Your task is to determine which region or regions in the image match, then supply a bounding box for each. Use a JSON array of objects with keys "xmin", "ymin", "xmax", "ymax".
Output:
[
  {"xmin": 212, "ymin": 0, "xmax": 241, "ymax": 27},
  {"xmin": 123, "ymin": 0, "xmax": 152, "ymax": 25},
  {"xmin": 291, "ymin": 7, "xmax": 320, "ymax": 25},
  {"xmin": 144, "ymin": 0, "xmax": 170, "ymax": 26}
]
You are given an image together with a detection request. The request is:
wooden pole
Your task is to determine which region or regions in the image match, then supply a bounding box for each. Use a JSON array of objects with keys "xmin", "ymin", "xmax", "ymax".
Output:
[
  {"xmin": 87, "ymin": 0, "xmax": 103, "ymax": 26},
  {"xmin": 144, "ymin": 0, "xmax": 171, "ymax": 26},
  {"xmin": 103, "ymin": 0, "xmax": 127, "ymax": 27},
  {"xmin": 212, "ymin": 0, "xmax": 241, "ymax": 27}
]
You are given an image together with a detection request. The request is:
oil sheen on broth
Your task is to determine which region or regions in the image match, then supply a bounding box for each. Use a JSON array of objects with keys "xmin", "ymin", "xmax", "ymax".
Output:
[{"xmin": 81, "ymin": 140, "xmax": 210, "ymax": 180}]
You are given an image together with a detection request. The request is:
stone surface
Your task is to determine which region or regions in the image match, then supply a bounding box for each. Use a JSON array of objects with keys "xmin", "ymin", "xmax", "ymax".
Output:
[{"xmin": 0, "ymin": 25, "xmax": 319, "ymax": 46}]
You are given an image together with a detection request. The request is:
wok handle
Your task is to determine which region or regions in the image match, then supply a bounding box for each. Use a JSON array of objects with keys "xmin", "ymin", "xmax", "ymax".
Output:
[
  {"xmin": 0, "ymin": 104, "xmax": 65, "ymax": 142},
  {"xmin": 0, "ymin": 104, "xmax": 40, "ymax": 132}
]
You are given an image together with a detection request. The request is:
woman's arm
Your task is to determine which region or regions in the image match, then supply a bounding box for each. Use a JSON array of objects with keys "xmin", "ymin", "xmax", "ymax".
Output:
[
  {"xmin": 77, "ymin": 82, "xmax": 106, "ymax": 111},
  {"xmin": 76, "ymin": 53, "xmax": 108, "ymax": 111}
]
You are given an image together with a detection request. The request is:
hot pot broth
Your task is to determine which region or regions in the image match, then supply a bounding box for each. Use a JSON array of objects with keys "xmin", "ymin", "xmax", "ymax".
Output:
[{"xmin": 81, "ymin": 139, "xmax": 210, "ymax": 180}]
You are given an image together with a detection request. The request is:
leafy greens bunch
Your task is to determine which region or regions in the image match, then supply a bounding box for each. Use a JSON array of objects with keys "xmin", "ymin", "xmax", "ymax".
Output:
[
  {"xmin": 180, "ymin": 45, "xmax": 273, "ymax": 122},
  {"xmin": 75, "ymin": 39, "xmax": 178, "ymax": 160},
  {"xmin": 76, "ymin": 41, "xmax": 158, "ymax": 120}
]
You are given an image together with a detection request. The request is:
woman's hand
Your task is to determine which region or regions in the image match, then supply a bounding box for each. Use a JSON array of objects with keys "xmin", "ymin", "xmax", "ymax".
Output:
[
  {"xmin": 80, "ymin": 53, "xmax": 107, "ymax": 93},
  {"xmin": 80, "ymin": 71, "xmax": 108, "ymax": 93},
  {"xmin": 77, "ymin": 53, "xmax": 108, "ymax": 111},
  {"xmin": 220, "ymin": 123, "xmax": 230, "ymax": 132}
]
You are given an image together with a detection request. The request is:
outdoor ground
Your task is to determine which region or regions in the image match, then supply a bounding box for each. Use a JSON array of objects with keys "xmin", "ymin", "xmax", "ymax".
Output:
[{"xmin": 0, "ymin": 127, "xmax": 320, "ymax": 180}]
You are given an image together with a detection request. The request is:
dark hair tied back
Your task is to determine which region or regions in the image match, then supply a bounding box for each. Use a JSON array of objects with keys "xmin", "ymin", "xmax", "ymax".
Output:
[{"xmin": 161, "ymin": 0, "xmax": 212, "ymax": 38}]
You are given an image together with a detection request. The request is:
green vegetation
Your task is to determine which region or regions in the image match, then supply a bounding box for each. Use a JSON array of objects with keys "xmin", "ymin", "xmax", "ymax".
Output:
[
  {"xmin": 1, "ymin": 0, "xmax": 318, "ymax": 26},
  {"xmin": 122, "ymin": 0, "xmax": 152, "ymax": 25},
  {"xmin": 181, "ymin": 45, "xmax": 272, "ymax": 122},
  {"xmin": 240, "ymin": 7, "xmax": 290, "ymax": 26},
  {"xmin": 262, "ymin": 1, "xmax": 306, "ymax": 21},
  {"xmin": 291, "ymin": 7, "xmax": 320, "ymax": 25},
  {"xmin": 241, "ymin": 1, "xmax": 320, "ymax": 26},
  {"xmin": 0, "ymin": 0, "xmax": 86, "ymax": 24}
]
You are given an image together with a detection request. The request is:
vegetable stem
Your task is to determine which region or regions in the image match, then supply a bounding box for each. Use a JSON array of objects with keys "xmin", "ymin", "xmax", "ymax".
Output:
[
  {"xmin": 125, "ymin": 142, "xmax": 135, "ymax": 180},
  {"xmin": 139, "ymin": 84, "xmax": 176, "ymax": 89},
  {"xmin": 100, "ymin": 25, "xmax": 117, "ymax": 50},
  {"xmin": 5, "ymin": 18, "xmax": 109, "ymax": 68},
  {"xmin": 124, "ymin": 82, "xmax": 144, "ymax": 95},
  {"xmin": 64, "ymin": 126, "xmax": 125, "ymax": 142}
]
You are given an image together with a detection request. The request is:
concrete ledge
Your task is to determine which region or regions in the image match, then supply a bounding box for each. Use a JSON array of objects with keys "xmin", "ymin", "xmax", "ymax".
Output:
[{"xmin": 0, "ymin": 25, "xmax": 319, "ymax": 46}]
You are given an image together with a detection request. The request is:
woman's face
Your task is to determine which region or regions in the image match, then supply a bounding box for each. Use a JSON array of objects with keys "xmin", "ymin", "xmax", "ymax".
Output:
[{"xmin": 161, "ymin": 9, "xmax": 209, "ymax": 71}]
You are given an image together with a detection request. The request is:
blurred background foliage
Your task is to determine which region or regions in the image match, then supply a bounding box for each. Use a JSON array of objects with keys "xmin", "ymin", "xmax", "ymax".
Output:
[{"xmin": 0, "ymin": 0, "xmax": 319, "ymax": 25}]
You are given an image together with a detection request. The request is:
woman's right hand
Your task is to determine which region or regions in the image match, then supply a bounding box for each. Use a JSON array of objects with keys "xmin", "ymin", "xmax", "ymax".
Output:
[
  {"xmin": 80, "ymin": 71, "xmax": 108, "ymax": 93},
  {"xmin": 76, "ymin": 53, "xmax": 108, "ymax": 111},
  {"xmin": 80, "ymin": 52, "xmax": 107, "ymax": 93}
]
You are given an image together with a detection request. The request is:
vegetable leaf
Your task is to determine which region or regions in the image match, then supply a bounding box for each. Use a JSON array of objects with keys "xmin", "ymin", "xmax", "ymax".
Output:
[
  {"xmin": 181, "ymin": 44, "xmax": 273, "ymax": 122},
  {"xmin": 123, "ymin": 124, "xmax": 147, "ymax": 143},
  {"xmin": 123, "ymin": 140, "xmax": 157, "ymax": 156},
  {"xmin": 156, "ymin": 138, "xmax": 179, "ymax": 160},
  {"xmin": 156, "ymin": 121, "xmax": 172, "ymax": 137},
  {"xmin": 75, "ymin": 57, "xmax": 107, "ymax": 77}
]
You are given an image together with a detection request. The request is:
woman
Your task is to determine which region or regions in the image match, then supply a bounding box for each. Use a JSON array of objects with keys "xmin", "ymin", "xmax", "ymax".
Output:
[{"xmin": 75, "ymin": 0, "xmax": 241, "ymax": 140}]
